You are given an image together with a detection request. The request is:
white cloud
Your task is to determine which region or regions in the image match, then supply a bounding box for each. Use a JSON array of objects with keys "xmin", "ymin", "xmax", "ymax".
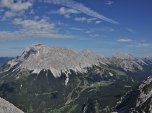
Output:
[
  {"xmin": 0, "ymin": 30, "xmax": 70, "ymax": 40},
  {"xmin": 56, "ymin": 21, "xmax": 69, "ymax": 26},
  {"xmin": 58, "ymin": 7, "xmax": 80, "ymax": 18},
  {"xmin": 4, "ymin": 11, "xmax": 17, "ymax": 17},
  {"xmin": 13, "ymin": 18, "xmax": 55, "ymax": 31},
  {"xmin": 29, "ymin": 9, "xmax": 35, "ymax": 15},
  {"xmin": 41, "ymin": 0, "xmax": 119, "ymax": 24},
  {"xmin": 127, "ymin": 28, "xmax": 135, "ymax": 33},
  {"xmin": 84, "ymin": 30, "xmax": 100, "ymax": 38},
  {"xmin": 0, "ymin": 0, "xmax": 32, "ymax": 11},
  {"xmin": 74, "ymin": 17, "xmax": 98, "ymax": 24},
  {"xmin": 57, "ymin": 7, "xmax": 100, "ymax": 24},
  {"xmin": 95, "ymin": 20, "xmax": 101, "ymax": 24},
  {"xmin": 0, "ymin": 0, "xmax": 32, "ymax": 18},
  {"xmin": 87, "ymin": 18, "xmax": 96, "ymax": 23},
  {"xmin": 0, "ymin": 0, "xmax": 118, "ymax": 24},
  {"xmin": 2, "ymin": 11, "xmax": 24, "ymax": 20},
  {"xmin": 117, "ymin": 38, "xmax": 133, "ymax": 42},
  {"xmin": 105, "ymin": 0, "xmax": 114, "ymax": 6},
  {"xmin": 89, "ymin": 34, "xmax": 99, "ymax": 38},
  {"xmin": 0, "ymin": 18, "xmax": 72, "ymax": 40},
  {"xmin": 59, "ymin": 7, "xmax": 80, "ymax": 15},
  {"xmin": 129, "ymin": 42, "xmax": 151, "ymax": 48},
  {"xmin": 70, "ymin": 27, "xmax": 83, "ymax": 31},
  {"xmin": 136, "ymin": 43, "xmax": 150, "ymax": 47},
  {"xmin": 74, "ymin": 17, "xmax": 87, "ymax": 22},
  {"xmin": 85, "ymin": 30, "xmax": 91, "ymax": 34}
]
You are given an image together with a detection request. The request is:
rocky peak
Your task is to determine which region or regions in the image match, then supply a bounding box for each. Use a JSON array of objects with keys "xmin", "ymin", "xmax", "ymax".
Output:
[
  {"xmin": 112, "ymin": 53, "xmax": 135, "ymax": 60},
  {"xmin": 111, "ymin": 53, "xmax": 146, "ymax": 72},
  {"xmin": 7, "ymin": 44, "xmax": 107, "ymax": 78}
]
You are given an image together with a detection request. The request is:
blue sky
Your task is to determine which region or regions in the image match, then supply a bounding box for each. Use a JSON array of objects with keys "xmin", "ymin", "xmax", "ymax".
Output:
[{"xmin": 0, "ymin": 0, "xmax": 152, "ymax": 57}]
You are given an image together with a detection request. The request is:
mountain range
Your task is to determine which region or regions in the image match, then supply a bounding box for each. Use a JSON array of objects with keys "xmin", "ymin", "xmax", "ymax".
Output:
[{"xmin": 0, "ymin": 44, "xmax": 152, "ymax": 113}]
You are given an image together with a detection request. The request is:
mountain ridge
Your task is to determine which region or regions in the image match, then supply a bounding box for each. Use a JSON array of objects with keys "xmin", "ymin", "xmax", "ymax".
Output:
[
  {"xmin": 6, "ymin": 44, "xmax": 108, "ymax": 77},
  {"xmin": 4, "ymin": 44, "xmax": 151, "ymax": 75},
  {"xmin": 0, "ymin": 44, "xmax": 152, "ymax": 113}
]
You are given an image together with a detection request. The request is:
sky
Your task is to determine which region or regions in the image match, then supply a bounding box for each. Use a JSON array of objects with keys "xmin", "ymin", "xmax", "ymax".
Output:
[{"xmin": 0, "ymin": 0, "xmax": 152, "ymax": 57}]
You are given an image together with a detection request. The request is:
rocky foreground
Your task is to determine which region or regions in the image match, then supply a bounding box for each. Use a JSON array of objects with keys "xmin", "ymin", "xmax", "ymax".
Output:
[
  {"xmin": 117, "ymin": 76, "xmax": 152, "ymax": 113},
  {"xmin": 0, "ymin": 97, "xmax": 24, "ymax": 113}
]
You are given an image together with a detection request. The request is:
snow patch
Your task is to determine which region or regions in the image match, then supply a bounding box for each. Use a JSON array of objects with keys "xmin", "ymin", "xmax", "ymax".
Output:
[
  {"xmin": 109, "ymin": 72, "xmax": 113, "ymax": 77},
  {"xmin": 32, "ymin": 69, "xmax": 41, "ymax": 74}
]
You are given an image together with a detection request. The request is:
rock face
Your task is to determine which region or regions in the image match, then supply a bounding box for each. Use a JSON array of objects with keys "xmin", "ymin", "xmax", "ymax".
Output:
[
  {"xmin": 117, "ymin": 76, "xmax": 152, "ymax": 113},
  {"xmin": 111, "ymin": 53, "xmax": 147, "ymax": 72},
  {"xmin": 7, "ymin": 44, "xmax": 107, "ymax": 78},
  {"xmin": 0, "ymin": 97, "xmax": 24, "ymax": 113}
]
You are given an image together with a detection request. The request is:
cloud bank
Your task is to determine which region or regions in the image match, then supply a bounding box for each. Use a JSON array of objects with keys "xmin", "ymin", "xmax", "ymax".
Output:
[
  {"xmin": 0, "ymin": 0, "xmax": 32, "ymax": 18},
  {"xmin": 0, "ymin": 18, "xmax": 72, "ymax": 40},
  {"xmin": 0, "ymin": 0, "xmax": 118, "ymax": 24},
  {"xmin": 0, "ymin": 0, "xmax": 32, "ymax": 11},
  {"xmin": 58, "ymin": 7, "xmax": 80, "ymax": 18},
  {"xmin": 38, "ymin": 0, "xmax": 119, "ymax": 24}
]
